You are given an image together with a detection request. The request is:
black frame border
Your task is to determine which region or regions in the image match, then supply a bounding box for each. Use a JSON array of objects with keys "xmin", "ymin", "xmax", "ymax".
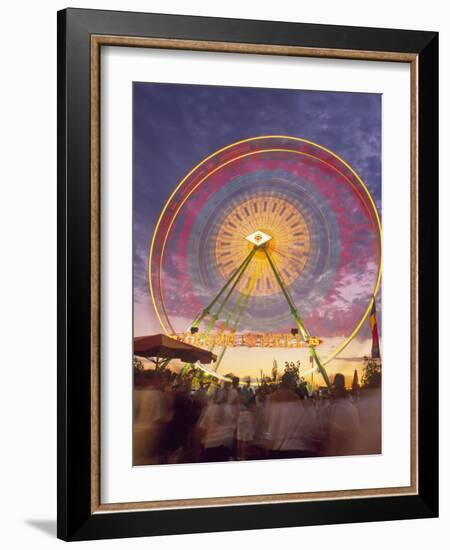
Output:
[{"xmin": 57, "ymin": 8, "xmax": 438, "ymax": 541}]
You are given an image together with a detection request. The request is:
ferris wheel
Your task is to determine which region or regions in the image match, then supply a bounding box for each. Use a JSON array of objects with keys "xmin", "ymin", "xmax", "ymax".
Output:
[{"xmin": 149, "ymin": 136, "xmax": 381, "ymax": 387}]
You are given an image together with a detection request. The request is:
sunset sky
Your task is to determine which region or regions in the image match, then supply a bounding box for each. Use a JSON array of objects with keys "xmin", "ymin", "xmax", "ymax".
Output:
[{"xmin": 133, "ymin": 83, "xmax": 381, "ymax": 385}]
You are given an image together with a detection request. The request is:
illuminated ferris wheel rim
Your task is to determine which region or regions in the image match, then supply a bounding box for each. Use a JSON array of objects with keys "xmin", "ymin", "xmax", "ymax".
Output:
[{"xmin": 148, "ymin": 135, "xmax": 382, "ymax": 367}]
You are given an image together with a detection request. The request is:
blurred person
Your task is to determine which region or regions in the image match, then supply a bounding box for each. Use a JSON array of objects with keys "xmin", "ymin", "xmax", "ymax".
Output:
[
  {"xmin": 193, "ymin": 381, "xmax": 209, "ymax": 408},
  {"xmin": 293, "ymin": 398, "xmax": 321, "ymax": 457},
  {"xmin": 133, "ymin": 371, "xmax": 173, "ymax": 465},
  {"xmin": 263, "ymin": 372, "xmax": 302, "ymax": 459},
  {"xmin": 356, "ymin": 385, "xmax": 382, "ymax": 454},
  {"xmin": 228, "ymin": 376, "xmax": 241, "ymax": 406},
  {"xmin": 296, "ymin": 378, "xmax": 309, "ymax": 400},
  {"xmin": 313, "ymin": 393, "xmax": 332, "ymax": 454},
  {"xmin": 325, "ymin": 373, "xmax": 361, "ymax": 456},
  {"xmin": 236, "ymin": 394, "xmax": 255, "ymax": 459},
  {"xmin": 269, "ymin": 371, "xmax": 299, "ymax": 404},
  {"xmin": 241, "ymin": 377, "xmax": 254, "ymax": 405},
  {"xmin": 253, "ymin": 389, "xmax": 268, "ymax": 440},
  {"xmin": 191, "ymin": 381, "xmax": 209, "ymax": 427},
  {"xmin": 197, "ymin": 389, "xmax": 237, "ymax": 462},
  {"xmin": 159, "ymin": 380, "xmax": 197, "ymax": 463}
]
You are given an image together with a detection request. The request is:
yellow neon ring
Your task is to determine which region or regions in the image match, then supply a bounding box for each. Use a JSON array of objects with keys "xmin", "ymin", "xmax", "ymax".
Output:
[{"xmin": 149, "ymin": 136, "xmax": 381, "ymax": 368}]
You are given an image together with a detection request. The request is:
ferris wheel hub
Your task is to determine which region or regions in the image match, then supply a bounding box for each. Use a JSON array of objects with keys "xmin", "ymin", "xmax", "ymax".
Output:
[{"xmin": 244, "ymin": 230, "xmax": 272, "ymax": 247}]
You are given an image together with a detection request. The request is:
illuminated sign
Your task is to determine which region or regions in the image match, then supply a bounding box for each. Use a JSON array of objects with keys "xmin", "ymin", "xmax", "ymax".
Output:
[{"xmin": 171, "ymin": 332, "xmax": 322, "ymax": 348}]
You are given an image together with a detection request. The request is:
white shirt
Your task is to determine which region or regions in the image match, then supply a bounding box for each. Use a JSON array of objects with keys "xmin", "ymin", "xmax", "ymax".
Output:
[
  {"xmin": 264, "ymin": 401, "xmax": 317, "ymax": 451},
  {"xmin": 134, "ymin": 387, "xmax": 172, "ymax": 429},
  {"xmin": 198, "ymin": 403, "xmax": 236, "ymax": 449}
]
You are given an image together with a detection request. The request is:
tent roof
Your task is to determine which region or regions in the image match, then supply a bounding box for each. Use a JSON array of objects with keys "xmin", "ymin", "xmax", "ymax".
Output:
[{"xmin": 134, "ymin": 333, "xmax": 217, "ymax": 364}]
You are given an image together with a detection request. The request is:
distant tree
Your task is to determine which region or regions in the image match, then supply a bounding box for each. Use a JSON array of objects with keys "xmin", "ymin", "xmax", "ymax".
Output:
[
  {"xmin": 133, "ymin": 356, "xmax": 144, "ymax": 371},
  {"xmin": 361, "ymin": 357, "xmax": 381, "ymax": 389},
  {"xmin": 351, "ymin": 369, "xmax": 360, "ymax": 396},
  {"xmin": 272, "ymin": 360, "xmax": 278, "ymax": 381},
  {"xmin": 190, "ymin": 367, "xmax": 208, "ymax": 389},
  {"xmin": 284, "ymin": 361, "xmax": 300, "ymax": 383}
]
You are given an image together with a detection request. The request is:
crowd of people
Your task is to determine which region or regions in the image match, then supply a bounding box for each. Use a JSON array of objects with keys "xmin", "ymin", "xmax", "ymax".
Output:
[{"xmin": 133, "ymin": 368, "xmax": 381, "ymax": 466}]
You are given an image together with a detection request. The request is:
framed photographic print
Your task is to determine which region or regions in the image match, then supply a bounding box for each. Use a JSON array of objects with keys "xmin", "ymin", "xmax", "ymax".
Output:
[{"xmin": 57, "ymin": 8, "xmax": 438, "ymax": 541}]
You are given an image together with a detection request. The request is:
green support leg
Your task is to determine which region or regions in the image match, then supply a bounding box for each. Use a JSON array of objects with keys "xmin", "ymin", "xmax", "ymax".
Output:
[
  {"xmin": 203, "ymin": 246, "xmax": 257, "ymax": 335},
  {"xmin": 191, "ymin": 247, "xmax": 257, "ymax": 329},
  {"xmin": 263, "ymin": 247, "xmax": 332, "ymax": 389},
  {"xmin": 184, "ymin": 247, "xmax": 256, "ymax": 373},
  {"xmin": 208, "ymin": 274, "xmax": 253, "ymax": 351},
  {"xmin": 213, "ymin": 276, "xmax": 255, "ymax": 371}
]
